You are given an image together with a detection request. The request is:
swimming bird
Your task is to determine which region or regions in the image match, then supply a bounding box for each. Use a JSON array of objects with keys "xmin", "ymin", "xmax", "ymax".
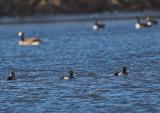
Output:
[
  {"xmin": 135, "ymin": 16, "xmax": 150, "ymax": 29},
  {"xmin": 6, "ymin": 70, "xmax": 16, "ymax": 80},
  {"xmin": 146, "ymin": 17, "xmax": 158, "ymax": 26},
  {"xmin": 114, "ymin": 67, "xmax": 128, "ymax": 76},
  {"xmin": 61, "ymin": 70, "xmax": 75, "ymax": 80},
  {"xmin": 17, "ymin": 31, "xmax": 42, "ymax": 46},
  {"xmin": 93, "ymin": 19, "xmax": 105, "ymax": 30}
]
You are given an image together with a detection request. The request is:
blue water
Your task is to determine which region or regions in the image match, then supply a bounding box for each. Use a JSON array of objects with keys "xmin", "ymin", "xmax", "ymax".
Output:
[{"xmin": 0, "ymin": 19, "xmax": 160, "ymax": 113}]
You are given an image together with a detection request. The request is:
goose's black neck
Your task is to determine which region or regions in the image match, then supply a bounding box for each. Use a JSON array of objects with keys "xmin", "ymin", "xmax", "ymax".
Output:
[
  {"xmin": 20, "ymin": 33, "xmax": 24, "ymax": 41},
  {"xmin": 123, "ymin": 67, "xmax": 127, "ymax": 73},
  {"xmin": 137, "ymin": 18, "xmax": 141, "ymax": 23},
  {"xmin": 69, "ymin": 71, "xmax": 74, "ymax": 78},
  {"xmin": 94, "ymin": 20, "xmax": 98, "ymax": 25}
]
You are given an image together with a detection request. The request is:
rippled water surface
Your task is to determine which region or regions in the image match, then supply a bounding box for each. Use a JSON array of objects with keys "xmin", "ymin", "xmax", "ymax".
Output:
[{"xmin": 0, "ymin": 19, "xmax": 160, "ymax": 113}]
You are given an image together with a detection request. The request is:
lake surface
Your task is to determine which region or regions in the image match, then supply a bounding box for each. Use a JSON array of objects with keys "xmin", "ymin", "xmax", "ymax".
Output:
[{"xmin": 0, "ymin": 19, "xmax": 160, "ymax": 113}]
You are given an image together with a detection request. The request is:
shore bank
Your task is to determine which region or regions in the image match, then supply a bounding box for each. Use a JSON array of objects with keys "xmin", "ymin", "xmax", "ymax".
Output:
[
  {"xmin": 0, "ymin": 0, "xmax": 160, "ymax": 17},
  {"xmin": 0, "ymin": 11, "xmax": 159, "ymax": 25}
]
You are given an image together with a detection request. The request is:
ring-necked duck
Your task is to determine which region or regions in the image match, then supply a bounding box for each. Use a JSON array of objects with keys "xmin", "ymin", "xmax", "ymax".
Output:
[
  {"xmin": 114, "ymin": 67, "xmax": 128, "ymax": 76},
  {"xmin": 6, "ymin": 70, "xmax": 16, "ymax": 80},
  {"xmin": 146, "ymin": 17, "xmax": 158, "ymax": 26},
  {"xmin": 93, "ymin": 20, "xmax": 105, "ymax": 30},
  {"xmin": 61, "ymin": 70, "xmax": 75, "ymax": 80},
  {"xmin": 135, "ymin": 16, "xmax": 150, "ymax": 29},
  {"xmin": 17, "ymin": 31, "xmax": 42, "ymax": 46}
]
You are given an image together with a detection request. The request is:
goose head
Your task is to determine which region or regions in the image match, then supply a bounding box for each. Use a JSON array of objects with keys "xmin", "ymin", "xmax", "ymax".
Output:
[{"xmin": 17, "ymin": 32, "xmax": 24, "ymax": 41}]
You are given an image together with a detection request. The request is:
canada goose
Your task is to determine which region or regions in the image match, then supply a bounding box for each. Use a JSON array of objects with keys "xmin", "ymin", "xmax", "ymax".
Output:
[
  {"xmin": 114, "ymin": 67, "xmax": 128, "ymax": 76},
  {"xmin": 17, "ymin": 32, "xmax": 42, "ymax": 46},
  {"xmin": 93, "ymin": 20, "xmax": 105, "ymax": 30},
  {"xmin": 61, "ymin": 70, "xmax": 75, "ymax": 80},
  {"xmin": 146, "ymin": 17, "xmax": 158, "ymax": 26},
  {"xmin": 135, "ymin": 16, "xmax": 150, "ymax": 29},
  {"xmin": 6, "ymin": 70, "xmax": 16, "ymax": 80}
]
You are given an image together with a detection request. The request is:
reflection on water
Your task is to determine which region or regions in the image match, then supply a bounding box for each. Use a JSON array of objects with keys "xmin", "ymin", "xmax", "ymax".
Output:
[{"xmin": 0, "ymin": 19, "xmax": 160, "ymax": 113}]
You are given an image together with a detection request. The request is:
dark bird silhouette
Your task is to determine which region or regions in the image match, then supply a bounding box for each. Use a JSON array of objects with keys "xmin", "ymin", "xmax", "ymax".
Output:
[
  {"xmin": 114, "ymin": 67, "xmax": 128, "ymax": 76},
  {"xmin": 61, "ymin": 70, "xmax": 75, "ymax": 80},
  {"xmin": 7, "ymin": 70, "xmax": 16, "ymax": 80}
]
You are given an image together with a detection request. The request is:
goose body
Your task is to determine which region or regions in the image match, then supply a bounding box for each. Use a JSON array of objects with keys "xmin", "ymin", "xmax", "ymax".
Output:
[
  {"xmin": 7, "ymin": 70, "xmax": 16, "ymax": 80},
  {"xmin": 135, "ymin": 16, "xmax": 150, "ymax": 29},
  {"xmin": 114, "ymin": 67, "xmax": 128, "ymax": 76},
  {"xmin": 135, "ymin": 23, "xmax": 143, "ymax": 29},
  {"xmin": 146, "ymin": 17, "xmax": 158, "ymax": 26},
  {"xmin": 93, "ymin": 25, "xmax": 98, "ymax": 30},
  {"xmin": 61, "ymin": 76, "xmax": 74, "ymax": 80},
  {"xmin": 61, "ymin": 71, "xmax": 75, "ymax": 80},
  {"xmin": 93, "ymin": 20, "xmax": 105, "ymax": 30},
  {"xmin": 18, "ymin": 38, "xmax": 41, "ymax": 46},
  {"xmin": 135, "ymin": 23, "xmax": 149, "ymax": 29},
  {"xmin": 114, "ymin": 71, "xmax": 128, "ymax": 76},
  {"xmin": 18, "ymin": 32, "xmax": 41, "ymax": 46}
]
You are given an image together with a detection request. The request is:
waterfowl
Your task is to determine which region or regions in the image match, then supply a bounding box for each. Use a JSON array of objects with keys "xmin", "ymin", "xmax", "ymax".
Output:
[
  {"xmin": 61, "ymin": 70, "xmax": 75, "ymax": 80},
  {"xmin": 146, "ymin": 17, "xmax": 158, "ymax": 26},
  {"xmin": 114, "ymin": 67, "xmax": 128, "ymax": 76},
  {"xmin": 93, "ymin": 20, "xmax": 105, "ymax": 30},
  {"xmin": 17, "ymin": 32, "xmax": 42, "ymax": 46},
  {"xmin": 6, "ymin": 70, "xmax": 16, "ymax": 80},
  {"xmin": 135, "ymin": 16, "xmax": 150, "ymax": 29}
]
